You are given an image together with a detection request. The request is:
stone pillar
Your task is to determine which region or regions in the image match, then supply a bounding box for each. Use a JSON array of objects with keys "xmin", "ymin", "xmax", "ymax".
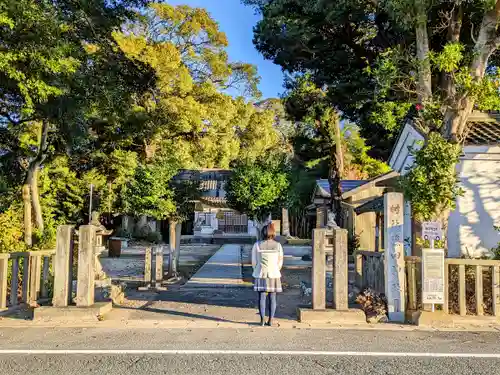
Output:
[
  {"xmin": 312, "ymin": 228, "xmax": 326, "ymax": 310},
  {"xmin": 403, "ymin": 200, "xmax": 412, "ymax": 256},
  {"xmin": 332, "ymin": 227, "xmax": 348, "ymax": 310},
  {"xmin": 282, "ymin": 208, "xmax": 290, "ymax": 237},
  {"xmin": 144, "ymin": 247, "xmax": 152, "ymax": 288},
  {"xmin": 0, "ymin": 256, "xmax": 8, "ymax": 310},
  {"xmin": 155, "ymin": 246, "xmax": 163, "ymax": 288},
  {"xmin": 52, "ymin": 225, "xmax": 75, "ymax": 307},
  {"xmin": 76, "ymin": 225, "xmax": 96, "ymax": 307},
  {"xmin": 316, "ymin": 207, "xmax": 326, "ymax": 228},
  {"xmin": 383, "ymin": 192, "xmax": 405, "ymax": 322}
]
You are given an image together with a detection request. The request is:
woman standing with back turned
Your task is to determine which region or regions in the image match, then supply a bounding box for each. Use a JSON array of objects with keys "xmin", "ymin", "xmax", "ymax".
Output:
[{"xmin": 251, "ymin": 222, "xmax": 284, "ymax": 326}]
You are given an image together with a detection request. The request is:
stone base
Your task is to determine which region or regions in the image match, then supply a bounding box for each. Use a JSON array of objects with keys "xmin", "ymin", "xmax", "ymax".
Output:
[
  {"xmin": 408, "ymin": 310, "xmax": 500, "ymax": 328},
  {"xmin": 33, "ymin": 301, "xmax": 112, "ymax": 321},
  {"xmin": 297, "ymin": 308, "xmax": 367, "ymax": 324}
]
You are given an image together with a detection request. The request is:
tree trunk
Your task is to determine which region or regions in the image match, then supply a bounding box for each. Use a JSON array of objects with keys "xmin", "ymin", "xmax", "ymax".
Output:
[
  {"xmin": 334, "ymin": 113, "xmax": 344, "ymax": 177},
  {"xmin": 31, "ymin": 168, "xmax": 43, "ymax": 232},
  {"xmin": 23, "ymin": 119, "xmax": 49, "ymax": 242},
  {"xmin": 441, "ymin": 5, "xmax": 462, "ymax": 105},
  {"xmin": 22, "ymin": 184, "xmax": 32, "ymax": 247},
  {"xmin": 329, "ymin": 145, "xmax": 343, "ymax": 228},
  {"xmin": 328, "ymin": 114, "xmax": 344, "ymax": 228},
  {"xmin": 444, "ymin": 0, "xmax": 500, "ymax": 140},
  {"xmin": 415, "ymin": 6, "xmax": 432, "ymax": 102}
]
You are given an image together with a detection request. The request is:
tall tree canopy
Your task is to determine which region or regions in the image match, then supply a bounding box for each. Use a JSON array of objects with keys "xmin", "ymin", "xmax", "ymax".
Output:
[
  {"xmin": 0, "ymin": 1, "xmax": 283, "ymax": 248},
  {"xmin": 243, "ymin": 0, "xmax": 500, "ymax": 159},
  {"xmin": 245, "ymin": 0, "xmax": 500, "ymax": 231}
]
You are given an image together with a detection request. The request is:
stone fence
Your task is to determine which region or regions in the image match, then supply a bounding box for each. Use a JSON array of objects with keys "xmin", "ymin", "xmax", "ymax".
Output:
[
  {"xmin": 0, "ymin": 249, "xmax": 56, "ymax": 312},
  {"xmin": 355, "ymin": 253, "xmax": 500, "ymax": 319},
  {"xmin": 1, "ymin": 224, "xmax": 110, "ymax": 316},
  {"xmin": 298, "ymin": 226, "xmax": 366, "ymax": 323}
]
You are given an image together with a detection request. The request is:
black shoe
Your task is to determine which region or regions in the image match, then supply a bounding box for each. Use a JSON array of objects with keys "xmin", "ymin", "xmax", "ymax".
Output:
[
  {"xmin": 260, "ymin": 319, "xmax": 265, "ymax": 326},
  {"xmin": 265, "ymin": 320, "xmax": 272, "ymax": 327}
]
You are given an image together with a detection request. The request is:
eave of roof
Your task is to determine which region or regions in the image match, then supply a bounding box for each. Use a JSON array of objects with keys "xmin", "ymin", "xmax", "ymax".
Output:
[{"xmin": 313, "ymin": 170, "xmax": 400, "ymax": 201}]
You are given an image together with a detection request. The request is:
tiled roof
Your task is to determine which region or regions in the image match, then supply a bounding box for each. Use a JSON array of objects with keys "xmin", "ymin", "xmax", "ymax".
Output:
[
  {"xmin": 316, "ymin": 179, "xmax": 367, "ymax": 198},
  {"xmin": 355, "ymin": 196, "xmax": 384, "ymax": 215},
  {"xmin": 199, "ymin": 197, "xmax": 226, "ymax": 203}
]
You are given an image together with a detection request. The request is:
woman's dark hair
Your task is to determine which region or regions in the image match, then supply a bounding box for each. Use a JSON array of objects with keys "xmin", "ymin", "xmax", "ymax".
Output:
[{"xmin": 262, "ymin": 222, "xmax": 276, "ymax": 240}]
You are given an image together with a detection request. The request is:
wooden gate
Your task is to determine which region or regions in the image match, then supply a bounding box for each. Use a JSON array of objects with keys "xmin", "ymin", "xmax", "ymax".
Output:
[{"xmin": 218, "ymin": 212, "xmax": 248, "ymax": 233}]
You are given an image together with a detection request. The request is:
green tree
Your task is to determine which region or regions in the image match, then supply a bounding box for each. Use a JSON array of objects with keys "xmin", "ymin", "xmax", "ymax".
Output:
[
  {"xmin": 243, "ymin": 0, "xmax": 500, "ymax": 156},
  {"xmin": 283, "ymin": 75, "xmax": 345, "ymax": 225},
  {"xmin": 112, "ymin": 3, "xmax": 279, "ymax": 168},
  {"xmin": 245, "ymin": 0, "xmax": 500, "ymax": 248},
  {"xmin": 0, "ymin": 0, "xmax": 151, "ymax": 246},
  {"xmin": 243, "ymin": 0, "xmax": 410, "ymax": 159},
  {"xmin": 123, "ymin": 162, "xmax": 177, "ymax": 220},
  {"xmin": 226, "ymin": 159, "xmax": 290, "ymax": 225}
]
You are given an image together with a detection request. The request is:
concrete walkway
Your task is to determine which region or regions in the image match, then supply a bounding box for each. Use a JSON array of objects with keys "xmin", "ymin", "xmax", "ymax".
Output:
[{"xmin": 183, "ymin": 244, "xmax": 249, "ymax": 288}]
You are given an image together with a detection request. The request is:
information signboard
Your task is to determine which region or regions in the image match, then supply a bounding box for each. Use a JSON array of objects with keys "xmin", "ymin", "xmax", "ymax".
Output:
[{"xmin": 422, "ymin": 248, "xmax": 445, "ymax": 304}]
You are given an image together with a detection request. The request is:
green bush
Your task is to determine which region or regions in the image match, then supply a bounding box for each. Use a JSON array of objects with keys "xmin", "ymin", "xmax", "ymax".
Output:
[
  {"xmin": 133, "ymin": 224, "xmax": 162, "ymax": 244},
  {"xmin": 0, "ymin": 204, "xmax": 27, "ymax": 253},
  {"xmin": 146, "ymin": 231, "xmax": 162, "ymax": 244}
]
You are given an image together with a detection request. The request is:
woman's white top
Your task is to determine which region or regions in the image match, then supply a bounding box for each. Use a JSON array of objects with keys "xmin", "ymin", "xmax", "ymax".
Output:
[{"xmin": 251, "ymin": 240, "xmax": 284, "ymax": 279}]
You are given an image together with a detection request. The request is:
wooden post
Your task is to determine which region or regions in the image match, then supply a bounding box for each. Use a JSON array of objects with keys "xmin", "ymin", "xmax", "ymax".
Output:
[
  {"xmin": 406, "ymin": 259, "xmax": 417, "ymax": 311},
  {"xmin": 0, "ymin": 256, "xmax": 8, "ymax": 310},
  {"xmin": 76, "ymin": 225, "xmax": 96, "ymax": 307},
  {"xmin": 10, "ymin": 257, "xmax": 19, "ymax": 306},
  {"xmin": 332, "ymin": 228, "xmax": 348, "ymax": 310},
  {"xmin": 355, "ymin": 252, "xmax": 363, "ymax": 289},
  {"xmin": 475, "ymin": 265, "xmax": 483, "ymax": 316},
  {"xmin": 41, "ymin": 256, "xmax": 50, "ymax": 299},
  {"xmin": 312, "ymin": 228, "xmax": 326, "ymax": 310},
  {"xmin": 492, "ymin": 266, "xmax": 500, "ymax": 316},
  {"xmin": 458, "ymin": 264, "xmax": 466, "ymax": 316},
  {"xmin": 443, "ymin": 262, "xmax": 449, "ymax": 314},
  {"xmin": 53, "ymin": 225, "xmax": 74, "ymax": 307}
]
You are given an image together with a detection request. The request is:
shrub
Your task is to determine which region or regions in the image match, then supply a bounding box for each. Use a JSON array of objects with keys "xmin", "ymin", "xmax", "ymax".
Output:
[{"xmin": 0, "ymin": 204, "xmax": 27, "ymax": 253}]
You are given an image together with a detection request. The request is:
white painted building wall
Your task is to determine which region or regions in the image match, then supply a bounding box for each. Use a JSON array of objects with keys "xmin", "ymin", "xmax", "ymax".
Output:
[
  {"xmin": 193, "ymin": 210, "xmax": 256, "ymax": 235},
  {"xmin": 448, "ymin": 146, "xmax": 500, "ymax": 257},
  {"xmin": 390, "ymin": 123, "xmax": 500, "ymax": 257}
]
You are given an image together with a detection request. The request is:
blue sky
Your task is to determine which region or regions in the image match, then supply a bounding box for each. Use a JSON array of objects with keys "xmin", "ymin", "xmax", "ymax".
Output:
[{"xmin": 167, "ymin": 0, "xmax": 285, "ymax": 99}]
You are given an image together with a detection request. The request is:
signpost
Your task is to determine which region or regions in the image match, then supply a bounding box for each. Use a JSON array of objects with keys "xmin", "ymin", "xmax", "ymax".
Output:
[
  {"xmin": 421, "ymin": 221, "xmax": 444, "ymax": 312},
  {"xmin": 422, "ymin": 221, "xmax": 442, "ymax": 242}
]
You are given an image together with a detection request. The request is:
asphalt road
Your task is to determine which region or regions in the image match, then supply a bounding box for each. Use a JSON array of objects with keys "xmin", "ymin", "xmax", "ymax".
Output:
[{"xmin": 1, "ymin": 328, "xmax": 500, "ymax": 375}]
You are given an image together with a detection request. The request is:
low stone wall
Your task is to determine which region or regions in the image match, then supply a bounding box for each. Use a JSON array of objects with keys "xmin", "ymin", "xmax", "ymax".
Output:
[{"xmin": 181, "ymin": 235, "xmax": 256, "ymax": 245}]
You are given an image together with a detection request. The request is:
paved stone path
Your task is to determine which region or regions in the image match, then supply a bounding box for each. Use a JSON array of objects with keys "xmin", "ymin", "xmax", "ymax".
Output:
[{"xmin": 183, "ymin": 244, "xmax": 248, "ymax": 288}]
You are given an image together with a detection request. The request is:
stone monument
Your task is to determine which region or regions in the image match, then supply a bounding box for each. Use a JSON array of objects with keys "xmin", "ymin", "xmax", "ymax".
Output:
[{"xmin": 383, "ymin": 192, "xmax": 406, "ymax": 322}]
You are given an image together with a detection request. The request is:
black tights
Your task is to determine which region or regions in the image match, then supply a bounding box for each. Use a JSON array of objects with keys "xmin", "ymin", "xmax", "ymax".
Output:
[{"xmin": 258, "ymin": 292, "xmax": 277, "ymax": 322}]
